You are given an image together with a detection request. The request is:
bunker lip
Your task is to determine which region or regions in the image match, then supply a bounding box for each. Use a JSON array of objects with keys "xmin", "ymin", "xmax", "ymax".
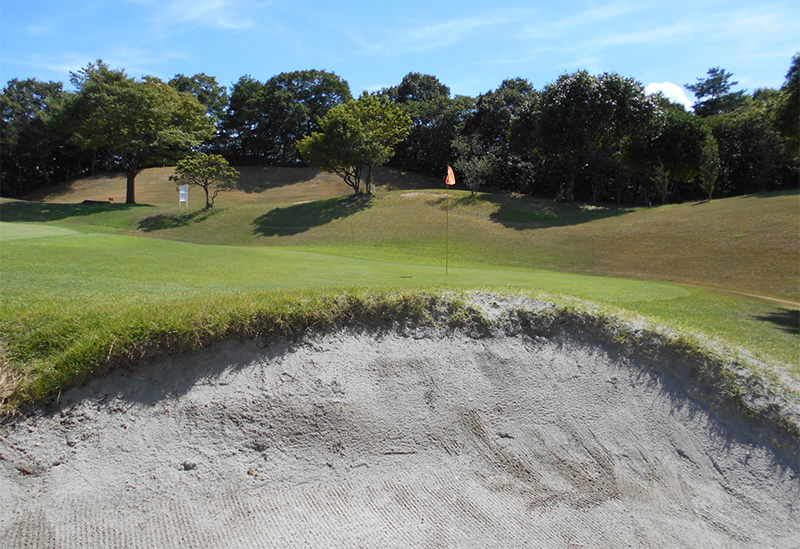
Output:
[{"xmin": 1, "ymin": 294, "xmax": 798, "ymax": 548}]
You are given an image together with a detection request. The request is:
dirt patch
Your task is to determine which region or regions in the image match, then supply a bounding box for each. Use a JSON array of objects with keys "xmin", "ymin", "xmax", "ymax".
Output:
[{"xmin": 1, "ymin": 297, "xmax": 798, "ymax": 548}]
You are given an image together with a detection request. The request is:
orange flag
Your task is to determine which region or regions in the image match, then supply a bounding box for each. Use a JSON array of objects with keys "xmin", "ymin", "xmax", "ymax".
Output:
[{"xmin": 445, "ymin": 166, "xmax": 456, "ymax": 186}]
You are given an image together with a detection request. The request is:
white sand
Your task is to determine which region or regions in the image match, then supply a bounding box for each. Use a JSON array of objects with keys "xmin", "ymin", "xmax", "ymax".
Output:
[{"xmin": 1, "ymin": 298, "xmax": 798, "ymax": 548}]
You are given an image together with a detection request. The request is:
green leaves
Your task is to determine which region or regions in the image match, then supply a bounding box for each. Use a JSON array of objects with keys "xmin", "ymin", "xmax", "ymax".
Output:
[
  {"xmin": 65, "ymin": 61, "xmax": 215, "ymax": 203},
  {"xmin": 221, "ymin": 70, "xmax": 352, "ymax": 163},
  {"xmin": 528, "ymin": 71, "xmax": 657, "ymax": 201},
  {"xmin": 169, "ymin": 153, "xmax": 240, "ymax": 208},
  {"xmin": 297, "ymin": 93, "xmax": 411, "ymax": 195}
]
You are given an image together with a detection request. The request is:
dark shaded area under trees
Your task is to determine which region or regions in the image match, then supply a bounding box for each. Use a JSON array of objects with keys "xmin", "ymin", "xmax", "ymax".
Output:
[{"xmin": 2, "ymin": 56, "xmax": 798, "ymax": 206}]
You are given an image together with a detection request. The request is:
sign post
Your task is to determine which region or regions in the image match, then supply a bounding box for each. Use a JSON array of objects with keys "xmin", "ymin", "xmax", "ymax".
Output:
[{"xmin": 179, "ymin": 184, "xmax": 189, "ymax": 208}]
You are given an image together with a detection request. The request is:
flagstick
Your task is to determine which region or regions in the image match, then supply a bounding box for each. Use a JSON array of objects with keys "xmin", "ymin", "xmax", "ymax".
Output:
[{"xmin": 446, "ymin": 181, "xmax": 449, "ymax": 276}]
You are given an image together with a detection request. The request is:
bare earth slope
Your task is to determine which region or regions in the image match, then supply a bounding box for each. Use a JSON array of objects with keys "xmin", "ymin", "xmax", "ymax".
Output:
[{"xmin": 1, "ymin": 298, "xmax": 798, "ymax": 548}]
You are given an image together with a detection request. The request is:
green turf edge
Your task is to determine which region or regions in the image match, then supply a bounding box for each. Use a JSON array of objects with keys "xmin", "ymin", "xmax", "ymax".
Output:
[{"xmin": 2, "ymin": 288, "xmax": 797, "ymax": 444}]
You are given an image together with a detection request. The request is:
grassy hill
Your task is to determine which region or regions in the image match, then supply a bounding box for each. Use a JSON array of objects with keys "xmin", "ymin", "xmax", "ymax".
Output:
[
  {"xmin": 7, "ymin": 166, "xmax": 799, "ymax": 302},
  {"xmin": 0, "ymin": 166, "xmax": 798, "ymax": 409}
]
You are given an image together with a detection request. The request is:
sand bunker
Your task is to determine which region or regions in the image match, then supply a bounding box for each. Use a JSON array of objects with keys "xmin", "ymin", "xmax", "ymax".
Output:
[{"xmin": 1, "ymin": 298, "xmax": 798, "ymax": 548}]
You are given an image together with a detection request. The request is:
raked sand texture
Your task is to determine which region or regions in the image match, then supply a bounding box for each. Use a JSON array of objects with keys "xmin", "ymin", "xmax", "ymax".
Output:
[{"xmin": 1, "ymin": 311, "xmax": 798, "ymax": 548}]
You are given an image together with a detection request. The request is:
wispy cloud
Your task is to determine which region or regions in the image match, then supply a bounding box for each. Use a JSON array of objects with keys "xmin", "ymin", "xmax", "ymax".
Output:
[
  {"xmin": 26, "ymin": 22, "xmax": 58, "ymax": 37},
  {"xmin": 21, "ymin": 53, "xmax": 91, "ymax": 78},
  {"xmin": 16, "ymin": 47, "xmax": 190, "ymax": 85},
  {"xmin": 597, "ymin": 23, "xmax": 695, "ymax": 46},
  {"xmin": 520, "ymin": 1, "xmax": 648, "ymax": 39},
  {"xmin": 354, "ymin": 8, "xmax": 533, "ymax": 56},
  {"xmin": 131, "ymin": 0, "xmax": 259, "ymax": 31}
]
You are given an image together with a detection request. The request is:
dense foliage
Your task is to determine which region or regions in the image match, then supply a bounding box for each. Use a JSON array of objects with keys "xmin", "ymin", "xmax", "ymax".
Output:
[
  {"xmin": 2, "ymin": 56, "xmax": 797, "ymax": 204},
  {"xmin": 297, "ymin": 93, "xmax": 411, "ymax": 195},
  {"xmin": 169, "ymin": 153, "xmax": 240, "ymax": 209}
]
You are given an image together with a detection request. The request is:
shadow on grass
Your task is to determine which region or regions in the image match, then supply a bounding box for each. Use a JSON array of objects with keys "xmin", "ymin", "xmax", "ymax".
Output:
[
  {"xmin": 138, "ymin": 208, "xmax": 216, "ymax": 232},
  {"xmin": 253, "ymin": 196, "xmax": 372, "ymax": 236},
  {"xmin": 753, "ymin": 308, "xmax": 800, "ymax": 336},
  {"xmin": 431, "ymin": 194, "xmax": 632, "ymax": 229},
  {"xmin": 0, "ymin": 201, "xmax": 142, "ymax": 222}
]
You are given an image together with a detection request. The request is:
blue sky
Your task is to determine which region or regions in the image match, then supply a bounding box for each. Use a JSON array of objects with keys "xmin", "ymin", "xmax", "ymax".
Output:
[{"xmin": 1, "ymin": 0, "xmax": 798, "ymax": 108}]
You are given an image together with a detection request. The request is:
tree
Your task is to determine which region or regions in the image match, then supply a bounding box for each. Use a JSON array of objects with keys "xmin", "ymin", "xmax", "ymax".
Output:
[
  {"xmin": 707, "ymin": 97, "xmax": 789, "ymax": 196},
  {"xmin": 297, "ymin": 93, "xmax": 411, "ymax": 195},
  {"xmin": 686, "ymin": 67, "xmax": 747, "ymax": 117},
  {"xmin": 452, "ymin": 133, "xmax": 501, "ymax": 196},
  {"xmin": 383, "ymin": 73, "xmax": 475, "ymax": 178},
  {"xmin": 169, "ymin": 153, "xmax": 239, "ymax": 209},
  {"xmin": 268, "ymin": 70, "xmax": 352, "ymax": 136},
  {"xmin": 384, "ymin": 72, "xmax": 451, "ymax": 104},
  {"xmin": 519, "ymin": 71, "xmax": 656, "ymax": 202},
  {"xmin": 623, "ymin": 103, "xmax": 718, "ymax": 203},
  {"xmin": 773, "ymin": 53, "xmax": 799, "ymax": 155},
  {"xmin": 65, "ymin": 61, "xmax": 215, "ymax": 203},
  {"xmin": 0, "ymin": 78, "xmax": 71, "ymax": 196},
  {"xmin": 458, "ymin": 78, "xmax": 538, "ymax": 193},
  {"xmin": 221, "ymin": 70, "xmax": 352, "ymax": 165},
  {"xmin": 168, "ymin": 73, "xmax": 228, "ymax": 123},
  {"xmin": 698, "ymin": 136, "xmax": 720, "ymax": 201},
  {"xmin": 221, "ymin": 75, "xmax": 268, "ymax": 161}
]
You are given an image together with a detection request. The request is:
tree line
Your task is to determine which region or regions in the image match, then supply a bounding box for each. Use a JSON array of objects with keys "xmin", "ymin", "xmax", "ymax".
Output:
[{"xmin": 2, "ymin": 56, "xmax": 797, "ymax": 204}]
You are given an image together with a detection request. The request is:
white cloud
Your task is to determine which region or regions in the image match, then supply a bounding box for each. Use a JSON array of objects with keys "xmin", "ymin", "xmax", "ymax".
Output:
[
  {"xmin": 132, "ymin": 0, "xmax": 257, "ymax": 31},
  {"xmin": 354, "ymin": 9, "xmax": 531, "ymax": 56},
  {"xmin": 646, "ymin": 82, "xmax": 694, "ymax": 110},
  {"xmin": 598, "ymin": 23, "xmax": 694, "ymax": 46},
  {"xmin": 521, "ymin": 1, "xmax": 647, "ymax": 39},
  {"xmin": 26, "ymin": 22, "xmax": 57, "ymax": 37},
  {"xmin": 168, "ymin": 0, "xmax": 255, "ymax": 30}
]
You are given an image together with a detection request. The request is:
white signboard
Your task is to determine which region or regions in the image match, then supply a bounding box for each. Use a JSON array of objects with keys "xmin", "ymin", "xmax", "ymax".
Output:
[{"xmin": 179, "ymin": 184, "xmax": 189, "ymax": 207}]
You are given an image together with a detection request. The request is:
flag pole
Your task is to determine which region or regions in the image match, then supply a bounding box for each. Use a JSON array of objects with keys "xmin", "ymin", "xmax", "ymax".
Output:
[
  {"xmin": 444, "ymin": 166, "xmax": 455, "ymax": 276},
  {"xmin": 446, "ymin": 180, "xmax": 449, "ymax": 276}
]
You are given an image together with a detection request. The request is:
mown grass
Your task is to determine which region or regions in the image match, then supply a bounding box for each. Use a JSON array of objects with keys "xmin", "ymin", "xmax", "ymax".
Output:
[
  {"xmin": 20, "ymin": 176, "xmax": 797, "ymax": 302},
  {"xmin": 1, "ymin": 222, "xmax": 797, "ymax": 411},
  {"xmin": 1, "ymin": 167, "xmax": 797, "ymax": 411}
]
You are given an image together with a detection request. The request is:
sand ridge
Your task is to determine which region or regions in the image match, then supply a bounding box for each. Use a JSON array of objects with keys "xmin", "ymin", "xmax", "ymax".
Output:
[{"xmin": 1, "ymin": 296, "xmax": 798, "ymax": 548}]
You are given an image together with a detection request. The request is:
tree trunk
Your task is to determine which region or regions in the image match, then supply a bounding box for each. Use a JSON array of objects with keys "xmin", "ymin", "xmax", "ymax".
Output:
[
  {"xmin": 125, "ymin": 170, "xmax": 136, "ymax": 204},
  {"xmin": 591, "ymin": 180, "xmax": 601, "ymax": 203},
  {"xmin": 657, "ymin": 163, "xmax": 668, "ymax": 205},
  {"xmin": 564, "ymin": 169, "xmax": 577, "ymax": 202},
  {"xmin": 366, "ymin": 164, "xmax": 375, "ymax": 195}
]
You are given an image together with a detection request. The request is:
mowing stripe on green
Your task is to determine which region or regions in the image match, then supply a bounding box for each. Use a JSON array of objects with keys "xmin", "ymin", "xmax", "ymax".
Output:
[{"xmin": 0, "ymin": 222, "xmax": 83, "ymax": 241}]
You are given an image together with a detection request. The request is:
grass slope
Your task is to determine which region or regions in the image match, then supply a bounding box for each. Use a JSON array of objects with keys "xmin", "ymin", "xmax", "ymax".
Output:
[
  {"xmin": 8, "ymin": 170, "xmax": 799, "ymax": 302},
  {"xmin": 0, "ymin": 167, "xmax": 798, "ymax": 409}
]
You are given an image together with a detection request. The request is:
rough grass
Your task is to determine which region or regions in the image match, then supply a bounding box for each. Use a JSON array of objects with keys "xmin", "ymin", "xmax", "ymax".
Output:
[{"xmin": 24, "ymin": 165, "xmax": 437, "ymax": 207}]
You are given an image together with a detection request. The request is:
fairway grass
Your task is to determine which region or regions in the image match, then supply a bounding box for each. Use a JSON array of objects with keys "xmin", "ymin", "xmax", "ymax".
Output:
[
  {"xmin": 9, "ymin": 179, "xmax": 798, "ymax": 302},
  {"xmin": 1, "ymin": 169, "xmax": 798, "ymax": 410},
  {"xmin": 0, "ymin": 222, "xmax": 84, "ymax": 241},
  {"xmin": 1, "ymin": 223, "xmax": 797, "ymax": 411}
]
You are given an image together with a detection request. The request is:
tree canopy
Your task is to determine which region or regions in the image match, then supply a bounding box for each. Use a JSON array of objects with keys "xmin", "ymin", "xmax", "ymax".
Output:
[
  {"xmin": 515, "ymin": 71, "xmax": 657, "ymax": 202},
  {"xmin": 0, "ymin": 78, "xmax": 69, "ymax": 196},
  {"xmin": 64, "ymin": 61, "xmax": 215, "ymax": 203},
  {"xmin": 297, "ymin": 93, "xmax": 411, "ymax": 195},
  {"xmin": 169, "ymin": 153, "xmax": 239, "ymax": 209},
  {"xmin": 168, "ymin": 73, "xmax": 228, "ymax": 123},
  {"xmin": 623, "ymin": 102, "xmax": 719, "ymax": 203},
  {"xmin": 773, "ymin": 54, "xmax": 800, "ymax": 154},
  {"xmin": 2, "ymin": 57, "xmax": 798, "ymax": 205},
  {"xmin": 686, "ymin": 67, "xmax": 747, "ymax": 117},
  {"xmin": 221, "ymin": 70, "xmax": 352, "ymax": 165}
]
